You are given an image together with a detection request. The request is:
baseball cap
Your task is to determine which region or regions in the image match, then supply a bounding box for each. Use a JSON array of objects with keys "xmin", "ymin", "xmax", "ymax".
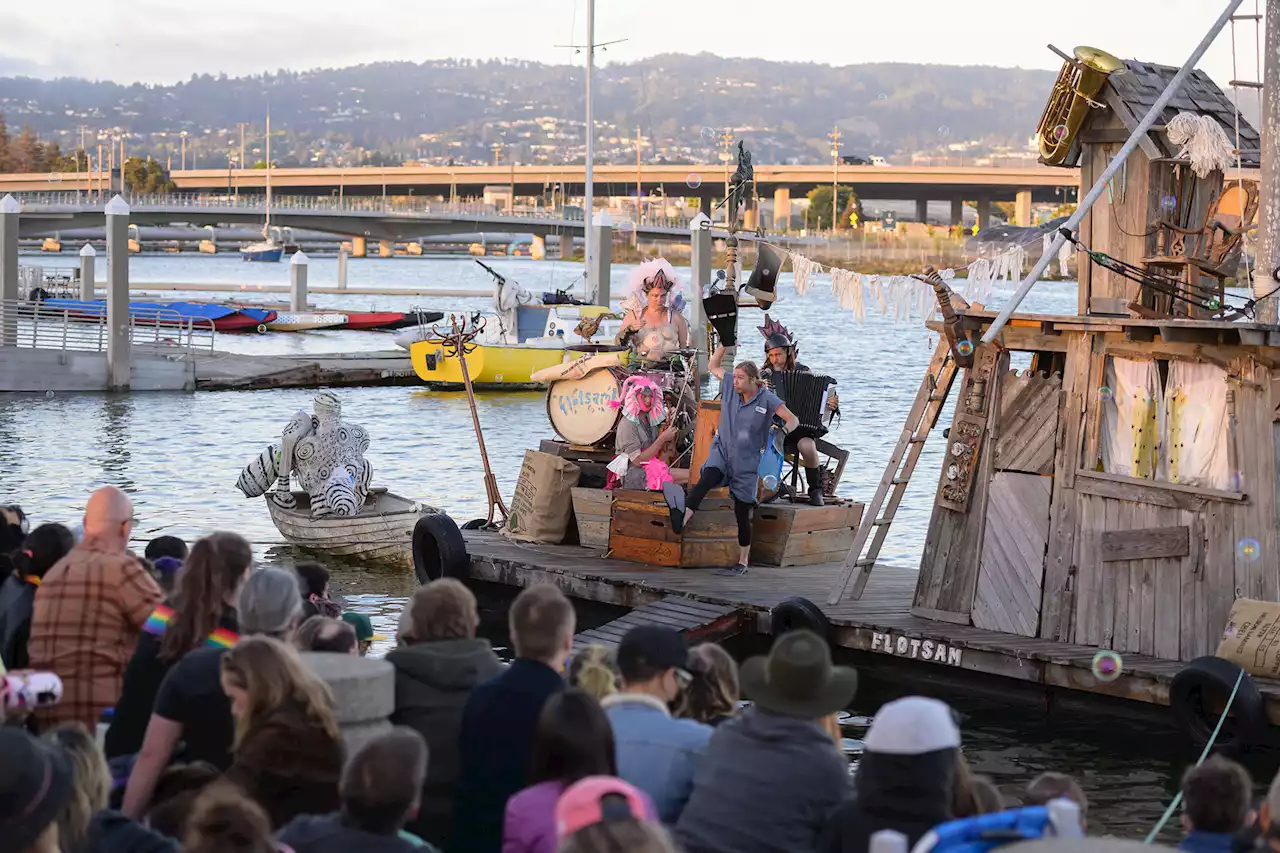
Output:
[
  {"xmin": 864, "ymin": 696, "xmax": 961, "ymax": 755},
  {"xmin": 341, "ymin": 611, "xmax": 387, "ymax": 643},
  {"xmin": 0, "ymin": 728, "xmax": 74, "ymax": 849},
  {"xmin": 555, "ymin": 776, "xmax": 655, "ymax": 839},
  {"xmin": 616, "ymin": 625, "xmax": 688, "ymax": 680}
]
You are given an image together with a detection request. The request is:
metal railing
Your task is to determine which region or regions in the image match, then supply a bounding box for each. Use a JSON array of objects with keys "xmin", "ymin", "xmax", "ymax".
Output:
[{"xmin": 0, "ymin": 298, "xmax": 215, "ymax": 356}]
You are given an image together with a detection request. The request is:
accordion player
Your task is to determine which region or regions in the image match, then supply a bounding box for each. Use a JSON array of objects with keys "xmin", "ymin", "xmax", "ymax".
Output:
[{"xmin": 764, "ymin": 369, "xmax": 836, "ymax": 506}]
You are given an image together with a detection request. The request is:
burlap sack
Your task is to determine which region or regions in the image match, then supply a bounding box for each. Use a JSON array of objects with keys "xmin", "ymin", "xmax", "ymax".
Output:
[{"xmin": 504, "ymin": 450, "xmax": 581, "ymax": 543}]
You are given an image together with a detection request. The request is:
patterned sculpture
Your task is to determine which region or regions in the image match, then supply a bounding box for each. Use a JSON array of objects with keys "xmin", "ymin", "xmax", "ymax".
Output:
[{"xmin": 235, "ymin": 391, "xmax": 373, "ymax": 517}]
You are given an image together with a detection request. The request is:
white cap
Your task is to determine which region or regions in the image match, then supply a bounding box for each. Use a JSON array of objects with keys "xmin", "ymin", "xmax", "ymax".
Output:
[
  {"xmin": 689, "ymin": 212, "xmax": 711, "ymax": 232},
  {"xmin": 592, "ymin": 209, "xmax": 613, "ymax": 227},
  {"xmin": 105, "ymin": 195, "xmax": 130, "ymax": 216},
  {"xmin": 0, "ymin": 194, "xmax": 19, "ymax": 214},
  {"xmin": 864, "ymin": 696, "xmax": 960, "ymax": 755},
  {"xmin": 80, "ymin": 243, "xmax": 97, "ymax": 257},
  {"xmin": 290, "ymin": 250, "xmax": 309, "ymax": 266}
]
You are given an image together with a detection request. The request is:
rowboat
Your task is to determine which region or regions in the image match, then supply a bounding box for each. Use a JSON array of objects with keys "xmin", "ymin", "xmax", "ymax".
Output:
[
  {"xmin": 264, "ymin": 488, "xmax": 431, "ymax": 567},
  {"xmin": 264, "ymin": 312, "xmax": 349, "ymax": 332}
]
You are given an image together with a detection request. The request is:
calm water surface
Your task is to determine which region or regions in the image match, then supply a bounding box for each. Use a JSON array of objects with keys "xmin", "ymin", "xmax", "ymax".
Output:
[{"xmin": 2, "ymin": 253, "xmax": 1254, "ymax": 836}]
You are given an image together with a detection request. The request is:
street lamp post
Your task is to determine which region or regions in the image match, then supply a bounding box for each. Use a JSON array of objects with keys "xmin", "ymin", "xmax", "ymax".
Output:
[{"xmin": 180, "ymin": 131, "xmax": 188, "ymax": 171}]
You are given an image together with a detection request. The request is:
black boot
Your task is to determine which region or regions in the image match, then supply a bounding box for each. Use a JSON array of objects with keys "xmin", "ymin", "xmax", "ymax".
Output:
[{"xmin": 805, "ymin": 467, "xmax": 825, "ymax": 507}]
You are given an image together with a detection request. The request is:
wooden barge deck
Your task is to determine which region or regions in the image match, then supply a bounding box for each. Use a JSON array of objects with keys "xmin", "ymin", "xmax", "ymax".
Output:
[{"xmin": 462, "ymin": 531, "xmax": 1280, "ymax": 722}]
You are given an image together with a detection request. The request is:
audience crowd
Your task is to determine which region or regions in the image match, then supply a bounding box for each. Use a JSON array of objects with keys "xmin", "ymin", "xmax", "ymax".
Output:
[{"xmin": 0, "ymin": 487, "xmax": 1272, "ymax": 853}]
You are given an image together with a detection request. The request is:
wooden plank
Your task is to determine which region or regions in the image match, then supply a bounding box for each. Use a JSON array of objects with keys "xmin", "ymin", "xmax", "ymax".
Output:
[
  {"xmin": 680, "ymin": 539, "xmax": 741, "ymax": 569},
  {"xmin": 577, "ymin": 519, "xmax": 610, "ymax": 548},
  {"xmin": 1100, "ymin": 526, "xmax": 1191, "ymax": 561},
  {"xmin": 752, "ymin": 503, "xmax": 860, "ymax": 537},
  {"xmin": 1154, "ymin": 509, "xmax": 1184, "ymax": 661},
  {"xmin": 973, "ymin": 472, "xmax": 1051, "ymax": 637},
  {"xmin": 994, "ymin": 373, "xmax": 1063, "ymax": 475},
  {"xmin": 572, "ymin": 487, "xmax": 613, "ymax": 516},
  {"xmin": 1076, "ymin": 470, "xmax": 1244, "ymax": 504},
  {"xmin": 1181, "ymin": 513, "xmax": 1207, "ymax": 660},
  {"xmin": 753, "ymin": 528, "xmax": 857, "ymax": 565},
  {"xmin": 609, "ymin": 533, "xmax": 680, "ymax": 567},
  {"xmin": 690, "ymin": 401, "xmax": 720, "ymax": 487},
  {"xmin": 611, "ymin": 504, "xmax": 681, "ymax": 544}
]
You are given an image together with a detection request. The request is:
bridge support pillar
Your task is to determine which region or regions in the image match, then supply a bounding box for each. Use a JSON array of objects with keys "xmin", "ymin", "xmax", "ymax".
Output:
[
  {"xmin": 773, "ymin": 187, "xmax": 791, "ymax": 231},
  {"xmin": 976, "ymin": 196, "xmax": 992, "ymax": 232},
  {"xmin": 530, "ymin": 235, "xmax": 546, "ymax": 261},
  {"xmin": 699, "ymin": 195, "xmax": 713, "ymax": 217},
  {"xmin": 378, "ymin": 240, "xmax": 393, "ymax": 258},
  {"xmin": 589, "ymin": 211, "xmax": 612, "ymax": 307},
  {"xmin": 350, "ymin": 236, "xmax": 366, "ymax": 258},
  {"xmin": 0, "ymin": 196, "xmax": 18, "ymax": 348},
  {"xmin": 79, "ymin": 243, "xmax": 96, "ymax": 300},
  {"xmin": 337, "ymin": 249, "xmax": 349, "ymax": 290},
  {"xmin": 105, "ymin": 195, "xmax": 131, "ymax": 392},
  {"xmin": 950, "ymin": 198, "xmax": 965, "ymax": 227},
  {"xmin": 743, "ymin": 207, "xmax": 758, "ymax": 231},
  {"xmin": 290, "ymin": 250, "xmax": 309, "ymax": 312},
  {"xmin": 1015, "ymin": 189, "xmax": 1033, "ymax": 227},
  {"xmin": 559, "ymin": 233, "xmax": 573, "ymax": 260},
  {"xmin": 689, "ymin": 213, "xmax": 712, "ymax": 381},
  {"xmin": 915, "ymin": 198, "xmax": 929, "ymax": 224}
]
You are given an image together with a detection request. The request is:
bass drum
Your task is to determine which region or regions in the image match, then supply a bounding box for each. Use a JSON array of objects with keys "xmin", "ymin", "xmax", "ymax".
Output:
[{"xmin": 547, "ymin": 367, "xmax": 629, "ymax": 447}]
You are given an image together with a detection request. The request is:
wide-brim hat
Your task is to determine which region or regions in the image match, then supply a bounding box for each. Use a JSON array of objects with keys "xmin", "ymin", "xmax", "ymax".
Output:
[
  {"xmin": 740, "ymin": 629, "xmax": 857, "ymax": 718},
  {"xmin": 0, "ymin": 728, "xmax": 74, "ymax": 850}
]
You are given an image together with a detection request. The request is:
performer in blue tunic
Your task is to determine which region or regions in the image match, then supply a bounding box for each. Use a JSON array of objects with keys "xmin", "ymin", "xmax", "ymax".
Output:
[{"xmin": 679, "ymin": 343, "xmax": 800, "ymax": 574}]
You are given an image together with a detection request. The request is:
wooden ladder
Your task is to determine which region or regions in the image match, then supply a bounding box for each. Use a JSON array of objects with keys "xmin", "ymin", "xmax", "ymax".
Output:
[{"xmin": 827, "ymin": 338, "xmax": 960, "ymax": 604}]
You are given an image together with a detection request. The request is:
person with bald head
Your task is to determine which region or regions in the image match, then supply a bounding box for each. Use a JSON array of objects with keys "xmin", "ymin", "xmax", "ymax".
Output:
[{"xmin": 28, "ymin": 486, "xmax": 163, "ymax": 729}]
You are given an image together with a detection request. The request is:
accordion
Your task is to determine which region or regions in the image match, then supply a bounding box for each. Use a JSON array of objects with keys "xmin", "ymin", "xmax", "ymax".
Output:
[{"xmin": 767, "ymin": 371, "xmax": 835, "ymax": 434}]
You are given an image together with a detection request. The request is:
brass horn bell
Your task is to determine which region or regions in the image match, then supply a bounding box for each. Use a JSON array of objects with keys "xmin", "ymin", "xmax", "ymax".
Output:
[{"xmin": 1035, "ymin": 45, "xmax": 1126, "ymax": 167}]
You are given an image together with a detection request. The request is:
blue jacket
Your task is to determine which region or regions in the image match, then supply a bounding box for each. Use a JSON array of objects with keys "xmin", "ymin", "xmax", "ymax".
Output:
[
  {"xmin": 451, "ymin": 659, "xmax": 564, "ymax": 853},
  {"xmin": 1180, "ymin": 832, "xmax": 1238, "ymax": 853},
  {"xmin": 603, "ymin": 693, "xmax": 712, "ymax": 824}
]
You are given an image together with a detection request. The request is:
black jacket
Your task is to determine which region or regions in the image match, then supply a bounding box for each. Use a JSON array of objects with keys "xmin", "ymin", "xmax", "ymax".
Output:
[
  {"xmin": 86, "ymin": 810, "xmax": 178, "ymax": 853},
  {"xmin": 450, "ymin": 658, "xmax": 564, "ymax": 853},
  {"xmin": 0, "ymin": 575, "xmax": 37, "ymax": 668},
  {"xmin": 818, "ymin": 747, "xmax": 956, "ymax": 853},
  {"xmin": 387, "ymin": 637, "xmax": 502, "ymax": 849},
  {"xmin": 277, "ymin": 813, "xmax": 439, "ymax": 853}
]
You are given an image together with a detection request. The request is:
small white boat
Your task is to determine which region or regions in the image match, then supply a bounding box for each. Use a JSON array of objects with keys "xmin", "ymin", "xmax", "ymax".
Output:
[
  {"xmin": 265, "ymin": 488, "xmax": 432, "ymax": 566},
  {"xmin": 265, "ymin": 312, "xmax": 349, "ymax": 332}
]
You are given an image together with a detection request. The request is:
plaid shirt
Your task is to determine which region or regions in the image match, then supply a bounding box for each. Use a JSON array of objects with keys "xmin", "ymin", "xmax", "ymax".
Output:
[{"xmin": 28, "ymin": 536, "xmax": 162, "ymax": 729}]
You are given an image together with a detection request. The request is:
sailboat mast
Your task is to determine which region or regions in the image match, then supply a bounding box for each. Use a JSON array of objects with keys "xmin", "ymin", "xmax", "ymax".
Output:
[
  {"xmin": 265, "ymin": 110, "xmax": 272, "ymax": 238},
  {"xmin": 584, "ymin": 0, "xmax": 596, "ymax": 301}
]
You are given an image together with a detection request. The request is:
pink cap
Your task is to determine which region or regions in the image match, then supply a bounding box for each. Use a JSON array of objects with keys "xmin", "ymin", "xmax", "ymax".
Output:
[{"xmin": 555, "ymin": 776, "xmax": 655, "ymax": 839}]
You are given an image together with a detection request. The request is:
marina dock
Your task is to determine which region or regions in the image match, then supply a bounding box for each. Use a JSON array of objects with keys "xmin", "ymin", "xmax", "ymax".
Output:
[
  {"xmin": 462, "ymin": 531, "xmax": 1280, "ymax": 722},
  {"xmin": 194, "ymin": 349, "xmax": 417, "ymax": 390}
]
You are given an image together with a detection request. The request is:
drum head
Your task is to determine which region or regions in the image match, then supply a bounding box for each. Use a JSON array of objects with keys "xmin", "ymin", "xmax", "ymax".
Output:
[{"xmin": 547, "ymin": 368, "xmax": 624, "ymax": 446}]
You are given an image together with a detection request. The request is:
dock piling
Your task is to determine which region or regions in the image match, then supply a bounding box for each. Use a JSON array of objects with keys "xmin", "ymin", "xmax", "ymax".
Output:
[
  {"xmin": 589, "ymin": 210, "xmax": 613, "ymax": 307},
  {"xmin": 290, "ymin": 250, "xmax": 309, "ymax": 311},
  {"xmin": 79, "ymin": 243, "xmax": 96, "ymax": 300},
  {"xmin": 337, "ymin": 248, "xmax": 348, "ymax": 290},
  {"xmin": 105, "ymin": 195, "xmax": 131, "ymax": 391},
  {"xmin": 0, "ymin": 195, "xmax": 18, "ymax": 348},
  {"xmin": 689, "ymin": 213, "xmax": 712, "ymax": 380}
]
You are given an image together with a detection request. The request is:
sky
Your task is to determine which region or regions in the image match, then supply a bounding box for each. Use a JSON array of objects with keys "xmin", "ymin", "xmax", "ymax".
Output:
[{"xmin": 0, "ymin": 0, "xmax": 1264, "ymax": 87}]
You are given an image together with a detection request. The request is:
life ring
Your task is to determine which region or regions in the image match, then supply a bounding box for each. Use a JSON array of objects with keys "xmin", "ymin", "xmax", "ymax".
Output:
[
  {"xmin": 770, "ymin": 596, "xmax": 831, "ymax": 640},
  {"xmin": 256, "ymin": 324, "xmax": 268, "ymax": 334},
  {"xmin": 1169, "ymin": 655, "xmax": 1266, "ymax": 751},
  {"xmin": 411, "ymin": 513, "xmax": 469, "ymax": 585}
]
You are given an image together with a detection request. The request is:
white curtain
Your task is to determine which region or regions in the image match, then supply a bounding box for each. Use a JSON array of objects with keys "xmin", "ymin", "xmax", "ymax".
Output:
[
  {"xmin": 1162, "ymin": 361, "xmax": 1229, "ymax": 489},
  {"xmin": 1100, "ymin": 356, "xmax": 1161, "ymax": 479}
]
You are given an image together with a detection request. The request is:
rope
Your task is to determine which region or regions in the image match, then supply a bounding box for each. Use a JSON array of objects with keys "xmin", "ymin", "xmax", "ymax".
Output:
[
  {"xmin": 1143, "ymin": 668, "xmax": 1245, "ymax": 843},
  {"xmin": 1167, "ymin": 114, "xmax": 1236, "ymax": 179}
]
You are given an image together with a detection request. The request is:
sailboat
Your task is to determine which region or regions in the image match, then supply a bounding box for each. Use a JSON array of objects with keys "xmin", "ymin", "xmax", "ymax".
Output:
[{"xmin": 241, "ymin": 110, "xmax": 284, "ymax": 262}]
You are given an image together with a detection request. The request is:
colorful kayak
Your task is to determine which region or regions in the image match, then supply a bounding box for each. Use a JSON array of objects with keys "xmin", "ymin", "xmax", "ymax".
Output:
[
  {"xmin": 40, "ymin": 299, "xmax": 277, "ymax": 333},
  {"xmin": 342, "ymin": 310, "xmax": 445, "ymax": 331},
  {"xmin": 264, "ymin": 312, "xmax": 349, "ymax": 332}
]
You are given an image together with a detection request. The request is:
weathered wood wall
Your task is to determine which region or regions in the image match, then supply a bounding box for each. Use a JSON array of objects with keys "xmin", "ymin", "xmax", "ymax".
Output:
[{"xmin": 1078, "ymin": 120, "xmax": 1152, "ymax": 315}]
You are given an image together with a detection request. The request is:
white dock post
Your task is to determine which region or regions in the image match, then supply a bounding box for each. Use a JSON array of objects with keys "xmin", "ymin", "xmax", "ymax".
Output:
[
  {"xmin": 590, "ymin": 210, "xmax": 613, "ymax": 306},
  {"xmin": 105, "ymin": 195, "xmax": 131, "ymax": 391},
  {"xmin": 689, "ymin": 212, "xmax": 712, "ymax": 380},
  {"xmin": 290, "ymin": 250, "xmax": 309, "ymax": 311},
  {"xmin": 0, "ymin": 195, "xmax": 18, "ymax": 348},
  {"xmin": 79, "ymin": 243, "xmax": 96, "ymax": 301},
  {"xmin": 337, "ymin": 247, "xmax": 349, "ymax": 290}
]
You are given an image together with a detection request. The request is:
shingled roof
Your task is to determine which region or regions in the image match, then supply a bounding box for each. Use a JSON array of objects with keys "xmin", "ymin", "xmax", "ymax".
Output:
[{"xmin": 1099, "ymin": 59, "xmax": 1260, "ymax": 168}]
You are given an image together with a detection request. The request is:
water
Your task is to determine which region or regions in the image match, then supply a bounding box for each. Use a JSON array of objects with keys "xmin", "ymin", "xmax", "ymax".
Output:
[{"xmin": 0, "ymin": 253, "xmax": 1238, "ymax": 836}]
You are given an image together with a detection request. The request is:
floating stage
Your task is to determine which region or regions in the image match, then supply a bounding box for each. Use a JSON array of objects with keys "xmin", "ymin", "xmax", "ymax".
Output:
[{"xmin": 462, "ymin": 530, "xmax": 1280, "ymax": 727}]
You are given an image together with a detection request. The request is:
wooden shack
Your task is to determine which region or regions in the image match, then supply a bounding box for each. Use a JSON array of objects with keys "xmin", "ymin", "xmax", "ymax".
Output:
[{"xmin": 864, "ymin": 55, "xmax": 1280, "ymax": 665}]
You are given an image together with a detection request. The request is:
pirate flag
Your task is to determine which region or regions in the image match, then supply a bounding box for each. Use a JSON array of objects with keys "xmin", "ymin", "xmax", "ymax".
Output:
[{"xmin": 703, "ymin": 291, "xmax": 738, "ymax": 346}]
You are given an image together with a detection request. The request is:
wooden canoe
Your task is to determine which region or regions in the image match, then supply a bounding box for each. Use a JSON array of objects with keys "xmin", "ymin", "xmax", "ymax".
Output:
[{"xmin": 264, "ymin": 488, "xmax": 429, "ymax": 566}]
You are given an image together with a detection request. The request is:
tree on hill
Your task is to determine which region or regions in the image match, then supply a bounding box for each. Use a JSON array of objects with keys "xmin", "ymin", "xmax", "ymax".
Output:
[
  {"xmin": 805, "ymin": 186, "xmax": 864, "ymax": 231},
  {"xmin": 12, "ymin": 125, "xmax": 44, "ymax": 172},
  {"xmin": 122, "ymin": 157, "xmax": 176, "ymax": 193}
]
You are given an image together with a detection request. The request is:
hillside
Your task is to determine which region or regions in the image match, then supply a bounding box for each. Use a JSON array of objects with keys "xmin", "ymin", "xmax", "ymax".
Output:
[{"xmin": 0, "ymin": 54, "xmax": 1060, "ymax": 167}]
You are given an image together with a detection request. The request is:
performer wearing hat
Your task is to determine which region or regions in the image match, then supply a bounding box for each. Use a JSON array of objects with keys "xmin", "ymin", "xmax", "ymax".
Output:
[
  {"xmin": 759, "ymin": 317, "xmax": 835, "ymax": 507},
  {"xmin": 680, "ymin": 344, "xmax": 800, "ymax": 575},
  {"xmin": 615, "ymin": 259, "xmax": 689, "ymax": 360}
]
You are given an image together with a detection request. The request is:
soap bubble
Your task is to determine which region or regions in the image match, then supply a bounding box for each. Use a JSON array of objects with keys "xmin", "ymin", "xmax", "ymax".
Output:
[
  {"xmin": 877, "ymin": 93, "xmax": 888, "ymax": 101},
  {"xmin": 685, "ymin": 174, "xmax": 702, "ymax": 189},
  {"xmin": 938, "ymin": 125, "xmax": 950, "ymax": 137},
  {"xmin": 699, "ymin": 127, "xmax": 716, "ymax": 143},
  {"xmin": 1052, "ymin": 124, "xmax": 1069, "ymax": 141},
  {"xmin": 956, "ymin": 340, "xmax": 974, "ymax": 356},
  {"xmin": 1228, "ymin": 470, "xmax": 1245, "ymax": 491},
  {"xmin": 1205, "ymin": 296, "xmax": 1220, "ymax": 310},
  {"xmin": 1238, "ymin": 538, "xmax": 1261, "ymax": 563},
  {"xmin": 1098, "ymin": 386, "xmax": 1113, "ymax": 402},
  {"xmin": 45, "ymin": 390, "xmax": 54, "ymax": 398},
  {"xmin": 1161, "ymin": 195, "xmax": 1177, "ymax": 212},
  {"xmin": 1091, "ymin": 650, "xmax": 1123, "ymax": 683}
]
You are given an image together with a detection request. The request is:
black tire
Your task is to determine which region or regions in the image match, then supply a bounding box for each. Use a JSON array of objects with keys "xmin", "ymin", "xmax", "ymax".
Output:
[
  {"xmin": 1169, "ymin": 655, "xmax": 1266, "ymax": 752},
  {"xmin": 412, "ymin": 513, "xmax": 469, "ymax": 585},
  {"xmin": 770, "ymin": 596, "xmax": 831, "ymax": 640},
  {"xmin": 461, "ymin": 518, "xmax": 488, "ymax": 530}
]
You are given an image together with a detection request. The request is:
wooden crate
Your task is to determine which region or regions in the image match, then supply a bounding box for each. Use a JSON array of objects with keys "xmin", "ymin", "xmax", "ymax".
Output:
[
  {"xmin": 689, "ymin": 401, "xmax": 720, "ymax": 486},
  {"xmin": 608, "ymin": 488, "xmax": 739, "ymax": 568},
  {"xmin": 571, "ymin": 487, "xmax": 612, "ymax": 549},
  {"xmin": 751, "ymin": 502, "xmax": 865, "ymax": 567}
]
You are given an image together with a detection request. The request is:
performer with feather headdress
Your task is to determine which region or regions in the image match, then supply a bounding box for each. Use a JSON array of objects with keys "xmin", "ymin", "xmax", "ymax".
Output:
[{"xmin": 615, "ymin": 258, "xmax": 689, "ymax": 361}]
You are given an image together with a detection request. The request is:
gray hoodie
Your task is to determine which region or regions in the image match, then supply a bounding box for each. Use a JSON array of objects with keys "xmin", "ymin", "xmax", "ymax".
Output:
[
  {"xmin": 387, "ymin": 637, "xmax": 502, "ymax": 849},
  {"xmin": 675, "ymin": 706, "xmax": 851, "ymax": 853}
]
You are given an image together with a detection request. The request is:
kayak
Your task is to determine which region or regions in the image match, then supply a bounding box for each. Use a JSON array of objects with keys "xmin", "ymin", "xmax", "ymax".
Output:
[
  {"xmin": 343, "ymin": 310, "xmax": 446, "ymax": 331},
  {"xmin": 264, "ymin": 312, "xmax": 349, "ymax": 332},
  {"xmin": 40, "ymin": 299, "xmax": 277, "ymax": 333}
]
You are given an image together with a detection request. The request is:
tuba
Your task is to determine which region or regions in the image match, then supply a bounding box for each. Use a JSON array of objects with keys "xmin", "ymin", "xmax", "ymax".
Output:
[{"xmin": 1035, "ymin": 45, "xmax": 1127, "ymax": 167}]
